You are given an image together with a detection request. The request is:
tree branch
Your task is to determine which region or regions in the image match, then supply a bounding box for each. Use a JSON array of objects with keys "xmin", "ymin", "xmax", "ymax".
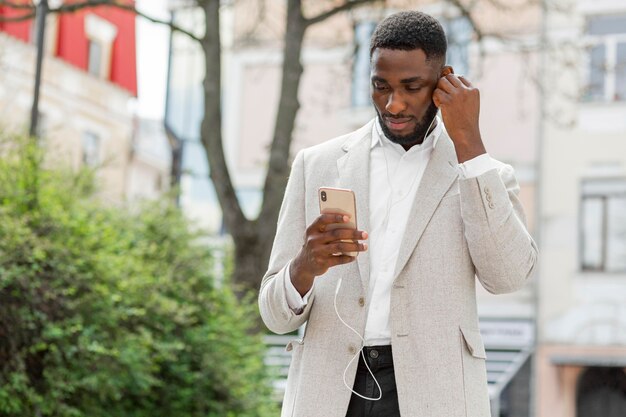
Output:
[
  {"xmin": 53, "ymin": 0, "xmax": 202, "ymax": 43},
  {"xmin": 304, "ymin": 0, "xmax": 379, "ymax": 27},
  {"xmin": 0, "ymin": 11, "xmax": 34, "ymax": 22},
  {"xmin": 447, "ymin": 0, "xmax": 484, "ymax": 41},
  {"xmin": 0, "ymin": 0, "xmax": 34, "ymax": 22},
  {"xmin": 0, "ymin": 0, "xmax": 202, "ymax": 43},
  {"xmin": 486, "ymin": 0, "xmax": 541, "ymax": 12},
  {"xmin": 0, "ymin": 1, "xmax": 35, "ymax": 10}
]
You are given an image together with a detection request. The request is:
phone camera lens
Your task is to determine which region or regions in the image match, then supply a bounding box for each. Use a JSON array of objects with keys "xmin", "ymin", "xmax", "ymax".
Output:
[{"xmin": 321, "ymin": 191, "xmax": 327, "ymax": 202}]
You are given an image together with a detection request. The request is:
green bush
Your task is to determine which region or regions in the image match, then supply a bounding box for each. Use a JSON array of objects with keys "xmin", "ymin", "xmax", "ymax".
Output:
[{"xmin": 0, "ymin": 137, "xmax": 278, "ymax": 417}]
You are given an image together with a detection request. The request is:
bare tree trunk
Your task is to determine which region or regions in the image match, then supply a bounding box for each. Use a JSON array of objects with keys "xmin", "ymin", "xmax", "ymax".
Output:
[
  {"xmin": 200, "ymin": 0, "xmax": 261, "ymax": 294},
  {"xmin": 256, "ymin": 0, "xmax": 307, "ymax": 282},
  {"xmin": 200, "ymin": 0, "xmax": 245, "ymax": 232},
  {"xmin": 0, "ymin": 0, "xmax": 382, "ymax": 297},
  {"xmin": 199, "ymin": 0, "xmax": 379, "ymax": 295},
  {"xmin": 198, "ymin": 0, "xmax": 308, "ymax": 295}
]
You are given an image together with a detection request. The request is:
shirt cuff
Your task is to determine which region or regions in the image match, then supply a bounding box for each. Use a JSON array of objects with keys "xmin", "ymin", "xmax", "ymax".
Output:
[
  {"xmin": 457, "ymin": 153, "xmax": 499, "ymax": 179},
  {"xmin": 284, "ymin": 262, "xmax": 314, "ymax": 314}
]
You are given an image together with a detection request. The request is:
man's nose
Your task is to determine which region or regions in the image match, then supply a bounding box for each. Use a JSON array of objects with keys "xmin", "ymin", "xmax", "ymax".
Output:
[{"xmin": 385, "ymin": 92, "xmax": 406, "ymax": 115}]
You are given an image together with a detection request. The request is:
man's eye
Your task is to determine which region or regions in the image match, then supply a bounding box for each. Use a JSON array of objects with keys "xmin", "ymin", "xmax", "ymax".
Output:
[
  {"xmin": 407, "ymin": 86, "xmax": 422, "ymax": 91},
  {"xmin": 373, "ymin": 83, "xmax": 388, "ymax": 91}
]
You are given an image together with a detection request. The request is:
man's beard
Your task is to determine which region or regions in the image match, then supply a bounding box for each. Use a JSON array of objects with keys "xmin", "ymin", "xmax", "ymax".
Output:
[{"xmin": 377, "ymin": 102, "xmax": 439, "ymax": 146}]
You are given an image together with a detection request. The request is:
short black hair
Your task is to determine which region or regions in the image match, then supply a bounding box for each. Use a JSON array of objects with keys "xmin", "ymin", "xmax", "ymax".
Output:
[{"xmin": 369, "ymin": 11, "xmax": 447, "ymax": 62}]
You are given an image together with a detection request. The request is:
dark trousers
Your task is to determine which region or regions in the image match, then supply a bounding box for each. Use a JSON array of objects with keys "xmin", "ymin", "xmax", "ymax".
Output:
[{"xmin": 345, "ymin": 345, "xmax": 400, "ymax": 417}]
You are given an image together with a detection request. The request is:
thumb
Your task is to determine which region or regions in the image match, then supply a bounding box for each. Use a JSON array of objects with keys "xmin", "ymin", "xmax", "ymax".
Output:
[{"xmin": 432, "ymin": 90, "xmax": 442, "ymax": 108}]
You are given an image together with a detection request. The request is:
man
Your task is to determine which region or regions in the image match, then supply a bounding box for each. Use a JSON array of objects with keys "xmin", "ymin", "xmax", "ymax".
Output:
[{"xmin": 259, "ymin": 10, "xmax": 537, "ymax": 417}]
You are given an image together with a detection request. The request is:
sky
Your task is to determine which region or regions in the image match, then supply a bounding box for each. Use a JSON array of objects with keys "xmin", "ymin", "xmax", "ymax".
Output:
[{"xmin": 135, "ymin": 0, "xmax": 170, "ymax": 120}]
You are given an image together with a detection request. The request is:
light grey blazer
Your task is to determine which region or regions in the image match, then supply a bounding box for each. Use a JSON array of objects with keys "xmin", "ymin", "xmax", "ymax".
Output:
[{"xmin": 259, "ymin": 120, "xmax": 538, "ymax": 417}]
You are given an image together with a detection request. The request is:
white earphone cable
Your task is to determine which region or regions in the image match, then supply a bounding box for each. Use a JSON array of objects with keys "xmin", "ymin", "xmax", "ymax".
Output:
[
  {"xmin": 334, "ymin": 278, "xmax": 382, "ymax": 401},
  {"xmin": 332, "ymin": 113, "xmax": 439, "ymax": 402}
]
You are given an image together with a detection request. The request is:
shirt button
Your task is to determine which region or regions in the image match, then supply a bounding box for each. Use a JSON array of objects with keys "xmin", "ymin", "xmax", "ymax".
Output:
[
  {"xmin": 369, "ymin": 349, "xmax": 379, "ymax": 359},
  {"xmin": 348, "ymin": 345, "xmax": 357, "ymax": 355},
  {"xmin": 358, "ymin": 297, "xmax": 365, "ymax": 307}
]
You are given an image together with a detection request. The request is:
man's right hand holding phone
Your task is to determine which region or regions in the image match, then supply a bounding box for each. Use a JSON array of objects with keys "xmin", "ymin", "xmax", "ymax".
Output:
[{"xmin": 289, "ymin": 213, "xmax": 368, "ymax": 296}]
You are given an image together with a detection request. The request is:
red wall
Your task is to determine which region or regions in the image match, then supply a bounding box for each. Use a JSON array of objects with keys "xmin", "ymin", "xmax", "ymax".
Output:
[
  {"xmin": 56, "ymin": 5, "xmax": 137, "ymax": 95},
  {"xmin": 0, "ymin": 2, "xmax": 137, "ymax": 96},
  {"xmin": 0, "ymin": 4, "xmax": 32, "ymax": 41}
]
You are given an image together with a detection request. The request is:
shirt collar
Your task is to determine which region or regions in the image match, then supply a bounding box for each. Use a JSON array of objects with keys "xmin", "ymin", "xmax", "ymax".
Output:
[{"xmin": 371, "ymin": 116, "xmax": 443, "ymax": 151}]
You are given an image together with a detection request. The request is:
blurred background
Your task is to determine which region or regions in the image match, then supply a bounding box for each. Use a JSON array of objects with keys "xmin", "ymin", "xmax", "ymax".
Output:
[{"xmin": 0, "ymin": 0, "xmax": 624, "ymax": 416}]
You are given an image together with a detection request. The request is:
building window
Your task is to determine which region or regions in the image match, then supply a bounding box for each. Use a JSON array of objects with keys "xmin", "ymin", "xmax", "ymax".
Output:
[
  {"xmin": 581, "ymin": 178, "xmax": 626, "ymax": 272},
  {"xmin": 87, "ymin": 39, "xmax": 103, "ymax": 77},
  {"xmin": 584, "ymin": 14, "xmax": 626, "ymax": 102},
  {"xmin": 444, "ymin": 16, "xmax": 472, "ymax": 76},
  {"xmin": 577, "ymin": 367, "xmax": 626, "ymax": 417},
  {"xmin": 84, "ymin": 14, "xmax": 117, "ymax": 80},
  {"xmin": 82, "ymin": 131, "xmax": 100, "ymax": 167},
  {"xmin": 352, "ymin": 20, "xmax": 376, "ymax": 108}
]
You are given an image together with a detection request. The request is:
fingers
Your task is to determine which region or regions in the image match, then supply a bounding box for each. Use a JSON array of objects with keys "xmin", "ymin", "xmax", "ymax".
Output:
[
  {"xmin": 325, "ymin": 254, "xmax": 357, "ymax": 268},
  {"xmin": 301, "ymin": 213, "xmax": 368, "ymax": 275},
  {"xmin": 326, "ymin": 241, "xmax": 368, "ymax": 256},
  {"xmin": 433, "ymin": 76, "xmax": 459, "ymax": 107},
  {"xmin": 306, "ymin": 214, "xmax": 367, "ymax": 244},
  {"xmin": 437, "ymin": 74, "xmax": 465, "ymax": 94},
  {"xmin": 310, "ymin": 213, "xmax": 349, "ymax": 233},
  {"xmin": 318, "ymin": 213, "xmax": 349, "ymax": 224},
  {"xmin": 458, "ymin": 74, "xmax": 472, "ymax": 87},
  {"xmin": 436, "ymin": 76, "xmax": 454, "ymax": 94},
  {"xmin": 302, "ymin": 239, "xmax": 363, "ymax": 275},
  {"xmin": 305, "ymin": 231, "xmax": 368, "ymax": 255},
  {"xmin": 444, "ymin": 74, "xmax": 463, "ymax": 89},
  {"xmin": 433, "ymin": 74, "xmax": 476, "ymax": 108},
  {"xmin": 432, "ymin": 88, "xmax": 447, "ymax": 108},
  {"xmin": 310, "ymin": 214, "xmax": 367, "ymax": 240},
  {"xmin": 324, "ymin": 228, "xmax": 368, "ymax": 243}
]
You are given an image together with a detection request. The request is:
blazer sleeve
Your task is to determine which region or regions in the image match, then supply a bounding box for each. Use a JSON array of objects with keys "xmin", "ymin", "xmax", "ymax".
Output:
[
  {"xmin": 459, "ymin": 164, "xmax": 538, "ymax": 294},
  {"xmin": 258, "ymin": 150, "xmax": 315, "ymax": 334}
]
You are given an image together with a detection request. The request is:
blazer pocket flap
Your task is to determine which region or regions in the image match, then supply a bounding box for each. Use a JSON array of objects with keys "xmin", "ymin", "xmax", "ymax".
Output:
[{"xmin": 460, "ymin": 326, "xmax": 486, "ymax": 359}]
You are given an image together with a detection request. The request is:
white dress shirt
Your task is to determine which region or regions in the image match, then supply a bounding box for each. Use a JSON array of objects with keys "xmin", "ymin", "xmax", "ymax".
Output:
[{"xmin": 284, "ymin": 118, "xmax": 500, "ymax": 345}]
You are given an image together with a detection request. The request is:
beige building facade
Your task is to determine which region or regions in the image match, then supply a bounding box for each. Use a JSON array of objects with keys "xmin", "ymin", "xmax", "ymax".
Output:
[
  {"xmin": 536, "ymin": 0, "xmax": 626, "ymax": 416},
  {"xmin": 0, "ymin": 19, "xmax": 170, "ymax": 204}
]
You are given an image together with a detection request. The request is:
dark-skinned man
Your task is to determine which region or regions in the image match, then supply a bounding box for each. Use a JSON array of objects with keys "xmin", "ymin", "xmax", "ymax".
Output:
[{"xmin": 259, "ymin": 10, "xmax": 537, "ymax": 417}]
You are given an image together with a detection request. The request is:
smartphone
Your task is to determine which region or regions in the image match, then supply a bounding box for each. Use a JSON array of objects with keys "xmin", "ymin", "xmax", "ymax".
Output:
[{"xmin": 318, "ymin": 187, "xmax": 358, "ymax": 256}]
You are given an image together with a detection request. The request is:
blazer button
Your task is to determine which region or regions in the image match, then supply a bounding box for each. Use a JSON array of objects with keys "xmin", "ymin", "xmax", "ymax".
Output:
[
  {"xmin": 348, "ymin": 345, "xmax": 356, "ymax": 355},
  {"xmin": 489, "ymin": 202, "xmax": 495, "ymax": 209},
  {"xmin": 358, "ymin": 297, "xmax": 365, "ymax": 307}
]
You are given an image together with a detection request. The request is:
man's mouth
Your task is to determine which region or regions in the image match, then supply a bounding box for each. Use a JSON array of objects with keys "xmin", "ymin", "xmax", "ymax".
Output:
[{"xmin": 384, "ymin": 116, "xmax": 413, "ymax": 131}]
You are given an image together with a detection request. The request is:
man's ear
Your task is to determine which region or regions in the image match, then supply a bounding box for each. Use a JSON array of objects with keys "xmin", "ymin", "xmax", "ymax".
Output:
[{"xmin": 441, "ymin": 66, "xmax": 454, "ymax": 77}]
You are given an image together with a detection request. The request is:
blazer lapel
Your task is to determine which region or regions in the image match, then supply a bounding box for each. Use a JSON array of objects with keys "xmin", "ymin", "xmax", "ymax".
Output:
[
  {"xmin": 336, "ymin": 121, "xmax": 373, "ymax": 292},
  {"xmin": 393, "ymin": 133, "xmax": 459, "ymax": 280}
]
